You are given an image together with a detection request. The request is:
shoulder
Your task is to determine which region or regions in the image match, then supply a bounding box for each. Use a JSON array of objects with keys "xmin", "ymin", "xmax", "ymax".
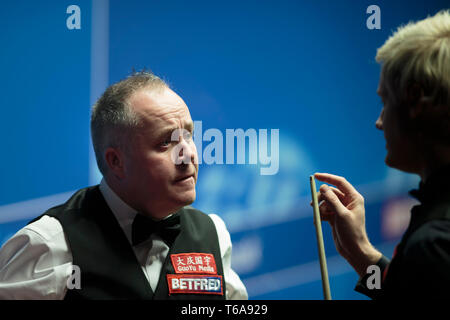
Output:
[
  {"xmin": 28, "ymin": 186, "xmax": 102, "ymax": 226},
  {"xmin": 403, "ymin": 219, "xmax": 450, "ymax": 264},
  {"xmin": 208, "ymin": 213, "xmax": 232, "ymax": 256},
  {"xmin": 0, "ymin": 216, "xmax": 62, "ymax": 261},
  {"xmin": 393, "ymin": 219, "xmax": 450, "ymax": 294},
  {"xmin": 0, "ymin": 215, "xmax": 72, "ymax": 299},
  {"xmin": 48, "ymin": 185, "xmax": 101, "ymax": 215},
  {"xmin": 208, "ymin": 214, "xmax": 229, "ymax": 237},
  {"xmin": 4, "ymin": 214, "xmax": 70, "ymax": 258},
  {"xmin": 25, "ymin": 215, "xmax": 66, "ymax": 241},
  {"xmin": 0, "ymin": 188, "xmax": 97, "ymax": 275}
]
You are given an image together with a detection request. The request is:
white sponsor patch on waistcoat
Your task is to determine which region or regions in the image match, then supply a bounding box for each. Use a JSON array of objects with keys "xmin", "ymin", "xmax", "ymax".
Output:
[
  {"xmin": 167, "ymin": 274, "xmax": 223, "ymax": 295},
  {"xmin": 170, "ymin": 253, "xmax": 217, "ymax": 274}
]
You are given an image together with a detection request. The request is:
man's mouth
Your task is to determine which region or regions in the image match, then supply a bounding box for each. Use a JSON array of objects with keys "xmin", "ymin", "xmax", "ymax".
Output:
[{"xmin": 174, "ymin": 174, "xmax": 195, "ymax": 183}]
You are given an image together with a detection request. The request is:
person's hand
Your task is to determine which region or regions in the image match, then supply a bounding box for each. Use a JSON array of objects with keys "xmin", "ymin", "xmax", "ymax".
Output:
[{"xmin": 313, "ymin": 173, "xmax": 382, "ymax": 276}]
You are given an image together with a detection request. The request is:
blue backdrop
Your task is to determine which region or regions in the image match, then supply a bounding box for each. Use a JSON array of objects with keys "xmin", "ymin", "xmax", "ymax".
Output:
[{"xmin": 1, "ymin": 0, "xmax": 447, "ymax": 299}]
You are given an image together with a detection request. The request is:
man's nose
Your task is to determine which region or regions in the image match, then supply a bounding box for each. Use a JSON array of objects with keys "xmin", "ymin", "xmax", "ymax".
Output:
[
  {"xmin": 375, "ymin": 109, "xmax": 384, "ymax": 130},
  {"xmin": 176, "ymin": 139, "xmax": 195, "ymax": 165}
]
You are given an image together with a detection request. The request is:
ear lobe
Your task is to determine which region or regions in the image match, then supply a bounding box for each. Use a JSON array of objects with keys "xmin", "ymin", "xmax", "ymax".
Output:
[{"xmin": 105, "ymin": 147, "xmax": 126, "ymax": 179}]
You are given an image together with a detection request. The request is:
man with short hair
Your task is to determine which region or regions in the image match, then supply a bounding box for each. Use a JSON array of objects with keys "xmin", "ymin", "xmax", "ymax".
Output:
[
  {"xmin": 0, "ymin": 71, "xmax": 248, "ymax": 300},
  {"xmin": 315, "ymin": 10, "xmax": 450, "ymax": 299}
]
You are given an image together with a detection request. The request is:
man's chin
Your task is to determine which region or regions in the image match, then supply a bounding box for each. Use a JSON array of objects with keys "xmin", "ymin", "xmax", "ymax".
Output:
[
  {"xmin": 384, "ymin": 151, "xmax": 399, "ymax": 168},
  {"xmin": 385, "ymin": 155, "xmax": 403, "ymax": 171},
  {"xmin": 385, "ymin": 154, "xmax": 421, "ymax": 175},
  {"xmin": 384, "ymin": 154, "xmax": 393, "ymax": 167},
  {"xmin": 173, "ymin": 191, "xmax": 196, "ymax": 207}
]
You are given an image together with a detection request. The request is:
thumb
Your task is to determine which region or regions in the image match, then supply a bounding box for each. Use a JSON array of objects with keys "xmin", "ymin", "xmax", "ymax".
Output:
[{"xmin": 320, "ymin": 185, "xmax": 347, "ymax": 216}]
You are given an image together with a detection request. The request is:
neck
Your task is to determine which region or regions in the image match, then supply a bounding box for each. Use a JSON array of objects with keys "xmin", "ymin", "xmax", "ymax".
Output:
[
  {"xmin": 420, "ymin": 144, "xmax": 450, "ymax": 183},
  {"xmin": 104, "ymin": 176, "xmax": 179, "ymax": 220}
]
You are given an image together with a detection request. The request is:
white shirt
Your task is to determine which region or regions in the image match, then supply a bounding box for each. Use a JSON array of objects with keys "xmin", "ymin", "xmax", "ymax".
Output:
[{"xmin": 0, "ymin": 179, "xmax": 248, "ymax": 300}]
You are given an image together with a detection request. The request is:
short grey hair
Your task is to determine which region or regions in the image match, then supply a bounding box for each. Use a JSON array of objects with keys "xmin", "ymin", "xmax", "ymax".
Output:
[{"xmin": 91, "ymin": 70, "xmax": 168, "ymax": 175}]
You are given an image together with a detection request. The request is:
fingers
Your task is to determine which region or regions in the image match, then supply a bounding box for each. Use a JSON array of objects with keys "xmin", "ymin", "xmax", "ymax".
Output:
[
  {"xmin": 318, "ymin": 185, "xmax": 345, "ymax": 203},
  {"xmin": 310, "ymin": 185, "xmax": 345, "ymax": 206},
  {"xmin": 310, "ymin": 195, "xmax": 334, "ymax": 221},
  {"xmin": 319, "ymin": 205, "xmax": 335, "ymax": 221},
  {"xmin": 310, "ymin": 185, "xmax": 345, "ymax": 221},
  {"xmin": 317, "ymin": 184, "xmax": 347, "ymax": 216},
  {"xmin": 314, "ymin": 172, "xmax": 358, "ymax": 196}
]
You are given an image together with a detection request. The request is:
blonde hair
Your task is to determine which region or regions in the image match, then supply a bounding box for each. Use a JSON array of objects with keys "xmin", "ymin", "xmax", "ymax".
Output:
[{"xmin": 376, "ymin": 10, "xmax": 450, "ymax": 107}]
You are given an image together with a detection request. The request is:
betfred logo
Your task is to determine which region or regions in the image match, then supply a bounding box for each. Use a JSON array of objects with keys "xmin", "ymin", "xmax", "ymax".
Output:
[
  {"xmin": 170, "ymin": 253, "xmax": 217, "ymax": 274},
  {"xmin": 167, "ymin": 274, "xmax": 223, "ymax": 295}
]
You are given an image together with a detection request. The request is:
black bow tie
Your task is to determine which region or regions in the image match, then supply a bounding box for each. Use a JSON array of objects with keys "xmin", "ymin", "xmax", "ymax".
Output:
[{"xmin": 131, "ymin": 213, "xmax": 181, "ymax": 247}]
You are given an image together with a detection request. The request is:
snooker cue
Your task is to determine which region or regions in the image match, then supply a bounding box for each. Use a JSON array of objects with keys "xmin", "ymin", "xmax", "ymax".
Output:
[{"xmin": 309, "ymin": 175, "xmax": 332, "ymax": 300}]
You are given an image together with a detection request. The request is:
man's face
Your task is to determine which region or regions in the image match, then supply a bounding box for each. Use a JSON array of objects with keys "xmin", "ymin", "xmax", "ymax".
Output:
[
  {"xmin": 121, "ymin": 86, "xmax": 198, "ymax": 219},
  {"xmin": 375, "ymin": 73, "xmax": 423, "ymax": 174}
]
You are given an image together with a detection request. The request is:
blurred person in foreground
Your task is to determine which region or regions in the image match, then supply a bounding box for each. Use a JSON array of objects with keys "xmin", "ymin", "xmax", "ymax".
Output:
[
  {"xmin": 0, "ymin": 71, "xmax": 247, "ymax": 300},
  {"xmin": 315, "ymin": 10, "xmax": 450, "ymax": 299}
]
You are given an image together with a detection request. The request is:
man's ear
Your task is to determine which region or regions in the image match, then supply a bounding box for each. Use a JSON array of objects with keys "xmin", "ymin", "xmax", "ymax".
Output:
[
  {"xmin": 105, "ymin": 147, "xmax": 126, "ymax": 179},
  {"xmin": 406, "ymin": 83, "xmax": 426, "ymax": 120}
]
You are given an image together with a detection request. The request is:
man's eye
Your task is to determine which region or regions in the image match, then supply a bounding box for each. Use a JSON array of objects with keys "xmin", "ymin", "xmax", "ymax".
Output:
[
  {"xmin": 185, "ymin": 131, "xmax": 193, "ymax": 140},
  {"xmin": 161, "ymin": 139, "xmax": 171, "ymax": 147}
]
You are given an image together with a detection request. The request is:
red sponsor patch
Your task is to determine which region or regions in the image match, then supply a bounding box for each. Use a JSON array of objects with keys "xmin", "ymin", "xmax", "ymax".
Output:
[
  {"xmin": 170, "ymin": 253, "xmax": 217, "ymax": 274},
  {"xmin": 167, "ymin": 274, "xmax": 223, "ymax": 295}
]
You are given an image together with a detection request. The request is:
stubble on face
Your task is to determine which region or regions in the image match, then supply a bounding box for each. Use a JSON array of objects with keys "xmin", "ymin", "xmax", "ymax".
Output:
[{"xmin": 122, "ymin": 87, "xmax": 199, "ymax": 218}]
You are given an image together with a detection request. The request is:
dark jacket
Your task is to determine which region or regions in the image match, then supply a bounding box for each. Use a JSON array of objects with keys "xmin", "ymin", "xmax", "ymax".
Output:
[{"xmin": 355, "ymin": 165, "xmax": 450, "ymax": 300}]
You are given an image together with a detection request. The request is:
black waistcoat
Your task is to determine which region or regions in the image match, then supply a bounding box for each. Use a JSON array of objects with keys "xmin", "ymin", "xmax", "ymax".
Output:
[{"xmin": 28, "ymin": 186, "xmax": 226, "ymax": 300}]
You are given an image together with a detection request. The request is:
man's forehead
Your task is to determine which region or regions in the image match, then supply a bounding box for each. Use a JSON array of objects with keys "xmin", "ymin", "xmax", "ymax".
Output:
[
  {"xmin": 130, "ymin": 86, "xmax": 182, "ymax": 108},
  {"xmin": 129, "ymin": 87, "xmax": 193, "ymax": 134},
  {"xmin": 130, "ymin": 87, "xmax": 190, "ymax": 117}
]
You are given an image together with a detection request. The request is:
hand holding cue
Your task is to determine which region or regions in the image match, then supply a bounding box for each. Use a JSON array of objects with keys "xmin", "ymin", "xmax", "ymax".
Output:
[{"xmin": 309, "ymin": 175, "xmax": 332, "ymax": 300}]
